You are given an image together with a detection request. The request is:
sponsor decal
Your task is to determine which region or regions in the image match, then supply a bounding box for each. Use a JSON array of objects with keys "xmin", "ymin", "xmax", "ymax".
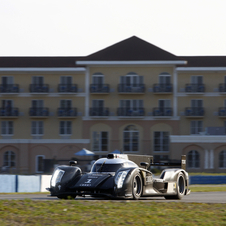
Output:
[
  {"xmin": 79, "ymin": 184, "xmax": 92, "ymax": 187},
  {"xmin": 80, "ymin": 178, "xmax": 93, "ymax": 187},
  {"xmin": 85, "ymin": 179, "xmax": 92, "ymax": 183},
  {"xmin": 146, "ymin": 175, "xmax": 152, "ymax": 184}
]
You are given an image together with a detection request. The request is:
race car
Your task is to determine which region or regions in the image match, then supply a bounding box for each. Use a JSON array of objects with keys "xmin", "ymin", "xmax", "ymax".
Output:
[{"xmin": 47, "ymin": 153, "xmax": 190, "ymax": 200}]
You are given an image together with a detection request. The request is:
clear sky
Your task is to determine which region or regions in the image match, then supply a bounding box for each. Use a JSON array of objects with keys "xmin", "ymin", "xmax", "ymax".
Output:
[{"xmin": 1, "ymin": 0, "xmax": 226, "ymax": 56}]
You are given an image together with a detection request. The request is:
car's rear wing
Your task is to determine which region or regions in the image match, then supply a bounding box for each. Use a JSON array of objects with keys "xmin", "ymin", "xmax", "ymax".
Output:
[
  {"xmin": 107, "ymin": 153, "xmax": 186, "ymax": 170},
  {"xmin": 126, "ymin": 154, "xmax": 186, "ymax": 170},
  {"xmin": 150, "ymin": 155, "xmax": 186, "ymax": 170}
]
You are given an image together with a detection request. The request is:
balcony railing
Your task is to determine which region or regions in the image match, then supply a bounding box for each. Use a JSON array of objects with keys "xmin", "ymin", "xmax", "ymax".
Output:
[
  {"xmin": 153, "ymin": 107, "xmax": 173, "ymax": 116},
  {"xmin": 218, "ymin": 107, "xmax": 226, "ymax": 117},
  {"xmin": 117, "ymin": 108, "xmax": 145, "ymax": 116},
  {"xmin": 90, "ymin": 84, "xmax": 110, "ymax": 93},
  {"xmin": 185, "ymin": 107, "xmax": 205, "ymax": 117},
  {"xmin": 153, "ymin": 84, "xmax": 173, "ymax": 93},
  {"xmin": 29, "ymin": 84, "xmax": 49, "ymax": 93},
  {"xmin": 57, "ymin": 108, "xmax": 77, "ymax": 117},
  {"xmin": 58, "ymin": 84, "xmax": 77, "ymax": 93},
  {"xmin": 118, "ymin": 84, "xmax": 145, "ymax": 93},
  {"xmin": 29, "ymin": 108, "xmax": 49, "ymax": 117},
  {"xmin": 89, "ymin": 108, "xmax": 109, "ymax": 116},
  {"xmin": 185, "ymin": 84, "xmax": 205, "ymax": 93},
  {"xmin": 0, "ymin": 108, "xmax": 19, "ymax": 117},
  {"xmin": 219, "ymin": 84, "xmax": 226, "ymax": 93},
  {"xmin": 0, "ymin": 84, "xmax": 19, "ymax": 93}
]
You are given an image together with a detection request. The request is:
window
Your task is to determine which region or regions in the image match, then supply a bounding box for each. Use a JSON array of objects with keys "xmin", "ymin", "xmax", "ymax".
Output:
[
  {"xmin": 188, "ymin": 150, "xmax": 200, "ymax": 168},
  {"xmin": 2, "ymin": 100, "xmax": 13, "ymax": 108},
  {"xmin": 93, "ymin": 131, "xmax": 108, "ymax": 152},
  {"xmin": 92, "ymin": 73, "xmax": 104, "ymax": 84},
  {"xmin": 2, "ymin": 76, "xmax": 14, "ymax": 85},
  {"xmin": 32, "ymin": 100, "xmax": 43, "ymax": 108},
  {"xmin": 190, "ymin": 121, "xmax": 203, "ymax": 134},
  {"xmin": 191, "ymin": 99, "xmax": 203, "ymax": 108},
  {"xmin": 31, "ymin": 121, "xmax": 43, "ymax": 135},
  {"xmin": 3, "ymin": 151, "xmax": 16, "ymax": 167},
  {"xmin": 154, "ymin": 131, "xmax": 169, "ymax": 152},
  {"xmin": 59, "ymin": 121, "xmax": 72, "ymax": 135},
  {"xmin": 120, "ymin": 100, "xmax": 143, "ymax": 109},
  {"xmin": 191, "ymin": 75, "xmax": 203, "ymax": 84},
  {"xmin": 60, "ymin": 76, "xmax": 72, "ymax": 85},
  {"xmin": 219, "ymin": 150, "xmax": 226, "ymax": 168},
  {"xmin": 36, "ymin": 155, "xmax": 45, "ymax": 173},
  {"xmin": 123, "ymin": 125, "xmax": 139, "ymax": 152},
  {"xmin": 120, "ymin": 72, "xmax": 143, "ymax": 85},
  {"xmin": 60, "ymin": 100, "xmax": 72, "ymax": 108},
  {"xmin": 92, "ymin": 100, "xmax": 104, "ymax": 108},
  {"xmin": 159, "ymin": 72, "xmax": 171, "ymax": 84},
  {"xmin": 32, "ymin": 76, "xmax": 44, "ymax": 85},
  {"xmin": 159, "ymin": 100, "xmax": 171, "ymax": 108},
  {"xmin": 1, "ymin": 121, "xmax": 13, "ymax": 135}
]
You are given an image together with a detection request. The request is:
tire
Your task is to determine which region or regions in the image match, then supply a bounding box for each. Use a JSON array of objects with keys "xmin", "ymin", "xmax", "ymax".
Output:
[
  {"xmin": 165, "ymin": 172, "xmax": 185, "ymax": 200},
  {"xmin": 132, "ymin": 172, "xmax": 143, "ymax": 200}
]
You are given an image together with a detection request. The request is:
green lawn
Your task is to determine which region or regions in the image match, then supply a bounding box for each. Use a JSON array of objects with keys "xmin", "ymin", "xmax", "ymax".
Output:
[{"xmin": 0, "ymin": 200, "xmax": 225, "ymax": 225}]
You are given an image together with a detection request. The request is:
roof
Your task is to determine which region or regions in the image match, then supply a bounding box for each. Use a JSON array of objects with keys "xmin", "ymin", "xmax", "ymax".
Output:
[
  {"xmin": 0, "ymin": 57, "xmax": 84, "ymax": 68},
  {"xmin": 81, "ymin": 36, "xmax": 181, "ymax": 61},
  {"xmin": 179, "ymin": 56, "xmax": 226, "ymax": 67},
  {"xmin": 1, "ymin": 37, "xmax": 226, "ymax": 68}
]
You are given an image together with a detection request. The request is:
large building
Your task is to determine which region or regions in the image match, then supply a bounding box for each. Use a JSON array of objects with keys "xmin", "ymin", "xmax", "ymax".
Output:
[{"xmin": 1, "ymin": 36, "xmax": 226, "ymax": 174}]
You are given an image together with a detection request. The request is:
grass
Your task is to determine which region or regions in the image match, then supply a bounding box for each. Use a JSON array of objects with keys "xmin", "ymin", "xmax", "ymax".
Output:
[
  {"xmin": 0, "ymin": 200, "xmax": 225, "ymax": 225},
  {"xmin": 189, "ymin": 173, "xmax": 226, "ymax": 176},
  {"xmin": 190, "ymin": 185, "xmax": 226, "ymax": 192}
]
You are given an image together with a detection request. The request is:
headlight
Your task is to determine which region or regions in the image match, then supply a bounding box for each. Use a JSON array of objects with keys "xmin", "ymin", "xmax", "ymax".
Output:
[
  {"xmin": 115, "ymin": 170, "xmax": 129, "ymax": 189},
  {"xmin": 51, "ymin": 168, "xmax": 65, "ymax": 187}
]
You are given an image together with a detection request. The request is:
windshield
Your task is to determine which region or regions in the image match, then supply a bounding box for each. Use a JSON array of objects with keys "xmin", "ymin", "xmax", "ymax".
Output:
[{"xmin": 91, "ymin": 163, "xmax": 123, "ymax": 173}]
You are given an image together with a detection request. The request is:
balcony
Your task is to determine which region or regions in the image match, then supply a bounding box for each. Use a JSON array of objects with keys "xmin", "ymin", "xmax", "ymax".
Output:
[
  {"xmin": 58, "ymin": 84, "xmax": 77, "ymax": 93},
  {"xmin": 185, "ymin": 107, "xmax": 204, "ymax": 117},
  {"xmin": 118, "ymin": 84, "xmax": 145, "ymax": 93},
  {"xmin": 57, "ymin": 108, "xmax": 77, "ymax": 117},
  {"xmin": 117, "ymin": 107, "xmax": 145, "ymax": 117},
  {"xmin": 153, "ymin": 84, "xmax": 173, "ymax": 93},
  {"xmin": 90, "ymin": 84, "xmax": 110, "ymax": 93},
  {"xmin": 0, "ymin": 84, "xmax": 19, "ymax": 93},
  {"xmin": 0, "ymin": 108, "xmax": 19, "ymax": 118},
  {"xmin": 89, "ymin": 108, "xmax": 109, "ymax": 117},
  {"xmin": 29, "ymin": 84, "xmax": 49, "ymax": 93},
  {"xmin": 219, "ymin": 84, "xmax": 226, "ymax": 93},
  {"xmin": 185, "ymin": 84, "xmax": 205, "ymax": 93},
  {"xmin": 153, "ymin": 107, "xmax": 173, "ymax": 117},
  {"xmin": 218, "ymin": 107, "xmax": 226, "ymax": 118},
  {"xmin": 29, "ymin": 108, "xmax": 49, "ymax": 117}
]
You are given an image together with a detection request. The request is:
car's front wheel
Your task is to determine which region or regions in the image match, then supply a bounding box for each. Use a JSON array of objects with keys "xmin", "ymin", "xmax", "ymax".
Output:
[{"xmin": 132, "ymin": 172, "xmax": 143, "ymax": 200}]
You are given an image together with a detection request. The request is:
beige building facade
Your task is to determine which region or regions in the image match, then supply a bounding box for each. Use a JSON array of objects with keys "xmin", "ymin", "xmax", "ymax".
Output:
[{"xmin": 0, "ymin": 36, "xmax": 226, "ymax": 174}]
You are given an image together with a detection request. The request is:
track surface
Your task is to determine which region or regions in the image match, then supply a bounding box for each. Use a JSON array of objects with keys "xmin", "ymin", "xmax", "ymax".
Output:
[{"xmin": 0, "ymin": 192, "xmax": 226, "ymax": 203}]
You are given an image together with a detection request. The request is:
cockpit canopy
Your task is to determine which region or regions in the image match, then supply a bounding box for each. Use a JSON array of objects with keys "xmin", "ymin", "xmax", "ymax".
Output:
[{"xmin": 90, "ymin": 158, "xmax": 138, "ymax": 173}]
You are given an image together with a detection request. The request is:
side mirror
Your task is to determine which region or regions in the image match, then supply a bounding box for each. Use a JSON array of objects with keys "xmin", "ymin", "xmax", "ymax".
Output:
[
  {"xmin": 69, "ymin": 160, "xmax": 77, "ymax": 166},
  {"xmin": 140, "ymin": 162, "xmax": 149, "ymax": 169}
]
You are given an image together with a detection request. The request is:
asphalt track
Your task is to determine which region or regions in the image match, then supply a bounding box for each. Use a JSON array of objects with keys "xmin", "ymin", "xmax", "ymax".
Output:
[{"xmin": 0, "ymin": 192, "xmax": 226, "ymax": 203}]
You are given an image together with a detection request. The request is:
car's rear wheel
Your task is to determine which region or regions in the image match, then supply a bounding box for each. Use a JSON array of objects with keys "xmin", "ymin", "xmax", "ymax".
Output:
[
  {"xmin": 132, "ymin": 173, "xmax": 142, "ymax": 200},
  {"xmin": 165, "ymin": 172, "xmax": 185, "ymax": 200}
]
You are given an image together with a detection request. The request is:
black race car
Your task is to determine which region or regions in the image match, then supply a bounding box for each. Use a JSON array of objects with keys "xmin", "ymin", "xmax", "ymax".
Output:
[{"xmin": 47, "ymin": 153, "xmax": 190, "ymax": 200}]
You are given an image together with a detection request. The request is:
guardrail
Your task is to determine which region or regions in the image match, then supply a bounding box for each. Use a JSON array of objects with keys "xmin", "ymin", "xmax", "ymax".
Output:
[
  {"xmin": 0, "ymin": 175, "xmax": 225, "ymax": 192},
  {"xmin": 189, "ymin": 176, "xmax": 226, "ymax": 185},
  {"xmin": 0, "ymin": 175, "xmax": 51, "ymax": 193}
]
